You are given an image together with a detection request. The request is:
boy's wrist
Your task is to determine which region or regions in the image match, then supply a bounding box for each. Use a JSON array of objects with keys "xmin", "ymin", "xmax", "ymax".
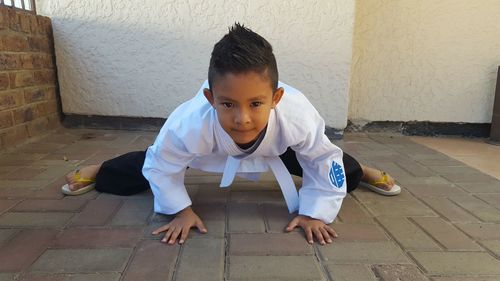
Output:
[{"xmin": 177, "ymin": 206, "xmax": 193, "ymax": 216}]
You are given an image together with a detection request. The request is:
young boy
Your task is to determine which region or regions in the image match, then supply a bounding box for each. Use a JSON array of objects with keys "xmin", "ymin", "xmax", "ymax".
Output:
[{"xmin": 62, "ymin": 23, "xmax": 401, "ymax": 245}]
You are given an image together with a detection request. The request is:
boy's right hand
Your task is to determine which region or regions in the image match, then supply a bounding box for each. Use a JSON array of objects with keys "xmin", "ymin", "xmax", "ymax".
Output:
[{"xmin": 152, "ymin": 206, "xmax": 207, "ymax": 245}]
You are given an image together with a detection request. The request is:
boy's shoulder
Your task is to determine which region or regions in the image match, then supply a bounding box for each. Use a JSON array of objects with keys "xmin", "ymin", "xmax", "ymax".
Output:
[
  {"xmin": 278, "ymin": 81, "xmax": 321, "ymax": 121},
  {"xmin": 156, "ymin": 82, "xmax": 215, "ymax": 152},
  {"xmin": 275, "ymin": 82, "xmax": 326, "ymax": 141}
]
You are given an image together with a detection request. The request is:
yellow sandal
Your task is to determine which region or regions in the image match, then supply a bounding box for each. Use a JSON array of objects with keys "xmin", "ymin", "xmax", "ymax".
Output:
[
  {"xmin": 61, "ymin": 169, "xmax": 96, "ymax": 196},
  {"xmin": 359, "ymin": 171, "xmax": 401, "ymax": 196}
]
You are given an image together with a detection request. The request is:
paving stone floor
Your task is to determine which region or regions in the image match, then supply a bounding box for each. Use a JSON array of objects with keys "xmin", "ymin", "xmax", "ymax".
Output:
[{"xmin": 0, "ymin": 128, "xmax": 500, "ymax": 281}]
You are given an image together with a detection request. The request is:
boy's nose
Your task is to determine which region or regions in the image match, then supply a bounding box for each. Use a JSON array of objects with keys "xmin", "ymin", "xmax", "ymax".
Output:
[{"xmin": 235, "ymin": 109, "xmax": 251, "ymax": 124}]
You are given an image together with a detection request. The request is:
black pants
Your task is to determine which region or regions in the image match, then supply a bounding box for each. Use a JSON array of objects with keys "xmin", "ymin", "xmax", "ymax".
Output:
[{"xmin": 95, "ymin": 148, "xmax": 363, "ymax": 195}]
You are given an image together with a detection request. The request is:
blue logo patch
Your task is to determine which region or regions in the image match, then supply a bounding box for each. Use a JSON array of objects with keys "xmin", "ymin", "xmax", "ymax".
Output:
[{"xmin": 329, "ymin": 161, "xmax": 345, "ymax": 188}]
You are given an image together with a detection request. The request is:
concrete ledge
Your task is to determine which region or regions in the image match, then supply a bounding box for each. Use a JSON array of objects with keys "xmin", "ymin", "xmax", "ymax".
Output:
[
  {"xmin": 63, "ymin": 114, "xmax": 490, "ymax": 138},
  {"xmin": 62, "ymin": 114, "xmax": 346, "ymax": 138},
  {"xmin": 62, "ymin": 114, "xmax": 165, "ymax": 131},
  {"xmin": 347, "ymin": 120, "xmax": 491, "ymax": 137}
]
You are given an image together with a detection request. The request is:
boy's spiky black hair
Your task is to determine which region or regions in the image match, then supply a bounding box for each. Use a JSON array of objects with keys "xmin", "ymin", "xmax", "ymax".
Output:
[{"xmin": 208, "ymin": 23, "xmax": 278, "ymax": 91}]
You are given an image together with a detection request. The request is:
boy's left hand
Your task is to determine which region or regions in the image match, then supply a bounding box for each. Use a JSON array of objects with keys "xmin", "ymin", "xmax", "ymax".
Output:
[{"xmin": 286, "ymin": 215, "xmax": 338, "ymax": 245}]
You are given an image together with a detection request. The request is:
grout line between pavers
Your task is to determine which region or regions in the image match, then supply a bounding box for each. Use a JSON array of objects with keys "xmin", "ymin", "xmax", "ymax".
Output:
[
  {"xmin": 406, "ymin": 216, "xmax": 446, "ymax": 251},
  {"xmin": 472, "ymin": 193, "xmax": 500, "ymax": 212},
  {"xmin": 446, "ymin": 196, "xmax": 486, "ymax": 223},
  {"xmin": 0, "ymin": 199, "xmax": 24, "ymax": 216},
  {"xmin": 394, "ymin": 159, "xmax": 435, "ymax": 178},
  {"xmin": 313, "ymin": 244, "xmax": 332, "ymax": 281},
  {"xmin": 402, "ymin": 251, "xmax": 431, "ymax": 276},
  {"xmin": 476, "ymin": 240, "xmax": 500, "ymax": 260},
  {"xmin": 407, "ymin": 194, "xmax": 456, "ymax": 223},
  {"xmin": 223, "ymin": 202, "xmax": 230, "ymax": 281},
  {"xmin": 170, "ymin": 241, "xmax": 185, "ymax": 281},
  {"xmin": 0, "ymin": 228, "xmax": 20, "ymax": 248},
  {"xmin": 22, "ymin": 229, "xmax": 63, "ymax": 274},
  {"xmin": 442, "ymin": 221, "xmax": 495, "ymax": 257},
  {"xmin": 320, "ymin": 262, "xmax": 334, "ymax": 281},
  {"xmin": 370, "ymin": 215, "xmax": 432, "ymax": 276},
  {"xmin": 103, "ymin": 199, "xmax": 125, "ymax": 226}
]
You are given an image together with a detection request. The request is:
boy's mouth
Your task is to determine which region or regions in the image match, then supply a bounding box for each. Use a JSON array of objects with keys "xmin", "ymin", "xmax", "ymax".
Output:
[{"xmin": 233, "ymin": 128, "xmax": 254, "ymax": 133}]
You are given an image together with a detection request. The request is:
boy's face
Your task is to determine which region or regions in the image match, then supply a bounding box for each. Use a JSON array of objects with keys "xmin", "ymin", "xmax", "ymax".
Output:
[{"xmin": 204, "ymin": 71, "xmax": 284, "ymax": 146}]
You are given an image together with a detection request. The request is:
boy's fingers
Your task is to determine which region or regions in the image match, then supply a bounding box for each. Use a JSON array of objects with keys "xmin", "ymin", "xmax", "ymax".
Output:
[
  {"xmin": 162, "ymin": 226, "xmax": 175, "ymax": 243},
  {"xmin": 313, "ymin": 228, "xmax": 325, "ymax": 245},
  {"xmin": 320, "ymin": 227, "xmax": 332, "ymax": 243},
  {"xmin": 179, "ymin": 227, "xmax": 190, "ymax": 244},
  {"xmin": 196, "ymin": 220, "xmax": 208, "ymax": 233},
  {"xmin": 169, "ymin": 228, "xmax": 183, "ymax": 244},
  {"xmin": 305, "ymin": 228, "xmax": 313, "ymax": 244},
  {"xmin": 325, "ymin": 226, "xmax": 338, "ymax": 238},
  {"xmin": 286, "ymin": 217, "xmax": 299, "ymax": 232},
  {"xmin": 153, "ymin": 224, "xmax": 170, "ymax": 235}
]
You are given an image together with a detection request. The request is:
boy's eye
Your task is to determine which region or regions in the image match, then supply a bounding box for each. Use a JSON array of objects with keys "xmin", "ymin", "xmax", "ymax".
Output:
[
  {"xmin": 221, "ymin": 102, "xmax": 233, "ymax": 108},
  {"xmin": 251, "ymin": 101, "xmax": 263, "ymax": 107}
]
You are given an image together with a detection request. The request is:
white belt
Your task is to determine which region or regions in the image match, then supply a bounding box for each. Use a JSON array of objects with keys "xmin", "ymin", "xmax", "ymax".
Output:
[{"xmin": 219, "ymin": 155, "xmax": 299, "ymax": 213}]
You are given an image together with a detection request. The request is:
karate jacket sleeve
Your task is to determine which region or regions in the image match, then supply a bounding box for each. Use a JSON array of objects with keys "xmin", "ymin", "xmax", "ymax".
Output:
[
  {"xmin": 291, "ymin": 108, "xmax": 347, "ymax": 224},
  {"xmin": 142, "ymin": 122, "xmax": 196, "ymax": 215}
]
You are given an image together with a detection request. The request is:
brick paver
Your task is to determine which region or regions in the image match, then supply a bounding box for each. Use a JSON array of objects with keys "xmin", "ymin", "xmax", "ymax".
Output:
[
  {"xmin": 420, "ymin": 197, "xmax": 480, "ymax": 223},
  {"xmin": 450, "ymin": 195, "xmax": 500, "ymax": 222},
  {"xmin": 228, "ymin": 256, "xmax": 324, "ymax": 280},
  {"xmin": 317, "ymin": 241, "xmax": 409, "ymax": 263},
  {"xmin": 336, "ymin": 196, "xmax": 374, "ymax": 223},
  {"xmin": 457, "ymin": 182, "xmax": 500, "ymax": 193},
  {"xmin": 18, "ymin": 272, "xmax": 121, "ymax": 281},
  {"xmin": 12, "ymin": 199, "xmax": 87, "ymax": 212},
  {"xmin": 0, "ymin": 229, "xmax": 57, "ymax": 271},
  {"xmin": 0, "ymin": 199, "xmax": 19, "ymax": 214},
  {"xmin": 262, "ymin": 203, "xmax": 293, "ymax": 233},
  {"xmin": 410, "ymin": 252, "xmax": 500, "ymax": 275},
  {"xmin": 476, "ymin": 193, "xmax": 500, "ymax": 207},
  {"xmin": 175, "ymin": 238, "xmax": 225, "ymax": 281},
  {"xmin": 404, "ymin": 182, "xmax": 468, "ymax": 198},
  {"xmin": 54, "ymin": 228, "xmax": 143, "ymax": 248},
  {"xmin": 122, "ymin": 240, "xmax": 179, "ymax": 281},
  {"xmin": 442, "ymin": 172, "xmax": 498, "ymax": 184},
  {"xmin": 456, "ymin": 223, "xmax": 500, "ymax": 240},
  {"xmin": 362, "ymin": 197, "xmax": 436, "ymax": 217},
  {"xmin": 412, "ymin": 217, "xmax": 482, "ymax": 251},
  {"xmin": 0, "ymin": 273, "xmax": 16, "ymax": 281},
  {"xmin": 339, "ymin": 218, "xmax": 389, "ymax": 237},
  {"xmin": 1, "ymin": 129, "xmax": 500, "ymax": 280},
  {"xmin": 30, "ymin": 248, "xmax": 132, "ymax": 273},
  {"xmin": 377, "ymin": 216, "xmax": 441, "ymax": 251},
  {"xmin": 0, "ymin": 229, "xmax": 18, "ymax": 245},
  {"xmin": 228, "ymin": 203, "xmax": 265, "ymax": 233},
  {"xmin": 109, "ymin": 199, "xmax": 151, "ymax": 226},
  {"xmin": 230, "ymin": 191, "xmax": 284, "ymax": 203},
  {"xmin": 68, "ymin": 199, "xmax": 121, "ymax": 226},
  {"xmin": 229, "ymin": 232, "xmax": 313, "ymax": 255},
  {"xmin": 481, "ymin": 240, "xmax": 500, "ymax": 257},
  {"xmin": 432, "ymin": 277, "xmax": 500, "ymax": 281},
  {"xmin": 372, "ymin": 264, "xmax": 428, "ymax": 281},
  {"xmin": 0, "ymin": 212, "xmax": 73, "ymax": 227},
  {"xmin": 324, "ymin": 264, "xmax": 377, "ymax": 281}
]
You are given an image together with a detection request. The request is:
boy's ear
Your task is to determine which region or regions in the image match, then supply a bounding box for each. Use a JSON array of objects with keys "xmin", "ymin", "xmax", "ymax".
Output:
[
  {"xmin": 271, "ymin": 87, "xmax": 285, "ymax": 108},
  {"xmin": 203, "ymin": 88, "xmax": 215, "ymax": 106}
]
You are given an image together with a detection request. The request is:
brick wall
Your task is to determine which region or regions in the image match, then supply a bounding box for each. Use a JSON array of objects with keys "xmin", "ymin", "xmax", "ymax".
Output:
[{"xmin": 0, "ymin": 6, "xmax": 60, "ymax": 150}]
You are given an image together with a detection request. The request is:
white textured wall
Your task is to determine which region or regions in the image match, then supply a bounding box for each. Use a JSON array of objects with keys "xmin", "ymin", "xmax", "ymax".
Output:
[
  {"xmin": 349, "ymin": 1, "xmax": 500, "ymax": 123},
  {"xmin": 36, "ymin": 0, "xmax": 355, "ymax": 129}
]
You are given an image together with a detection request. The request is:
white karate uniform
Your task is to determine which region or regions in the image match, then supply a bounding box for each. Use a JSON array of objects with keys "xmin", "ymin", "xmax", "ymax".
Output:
[{"xmin": 142, "ymin": 81, "xmax": 346, "ymax": 223}]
